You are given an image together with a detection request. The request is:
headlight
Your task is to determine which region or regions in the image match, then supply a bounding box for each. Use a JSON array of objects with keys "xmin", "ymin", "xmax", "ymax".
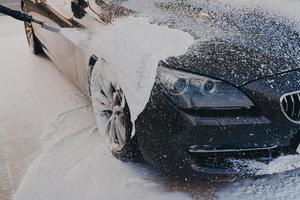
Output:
[{"xmin": 156, "ymin": 67, "xmax": 254, "ymax": 109}]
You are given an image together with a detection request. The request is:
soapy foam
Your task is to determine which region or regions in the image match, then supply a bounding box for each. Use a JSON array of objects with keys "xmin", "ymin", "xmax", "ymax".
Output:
[{"xmin": 61, "ymin": 16, "xmax": 194, "ymax": 139}]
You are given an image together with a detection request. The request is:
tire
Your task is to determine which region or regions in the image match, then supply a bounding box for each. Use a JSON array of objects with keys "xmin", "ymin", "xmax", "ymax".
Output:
[
  {"xmin": 90, "ymin": 69, "xmax": 142, "ymax": 161},
  {"xmin": 23, "ymin": 5, "xmax": 43, "ymax": 55}
]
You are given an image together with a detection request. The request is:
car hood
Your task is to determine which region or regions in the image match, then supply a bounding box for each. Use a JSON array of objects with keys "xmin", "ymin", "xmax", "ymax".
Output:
[
  {"xmin": 98, "ymin": 0, "xmax": 300, "ymax": 86},
  {"xmin": 163, "ymin": 39, "xmax": 300, "ymax": 86}
]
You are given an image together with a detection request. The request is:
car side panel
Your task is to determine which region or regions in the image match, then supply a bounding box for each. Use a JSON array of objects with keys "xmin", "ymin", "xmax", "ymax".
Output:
[
  {"xmin": 23, "ymin": 0, "xmax": 107, "ymax": 96},
  {"xmin": 70, "ymin": 7, "xmax": 107, "ymax": 96},
  {"xmin": 23, "ymin": 0, "xmax": 79, "ymax": 87}
]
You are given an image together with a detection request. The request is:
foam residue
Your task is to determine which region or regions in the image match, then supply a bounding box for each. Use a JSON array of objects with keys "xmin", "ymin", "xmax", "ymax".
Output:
[
  {"xmin": 89, "ymin": 17, "xmax": 194, "ymax": 137},
  {"xmin": 221, "ymin": 0, "xmax": 300, "ymax": 24},
  {"xmin": 112, "ymin": 0, "xmax": 300, "ymax": 67},
  {"xmin": 229, "ymin": 153, "xmax": 300, "ymax": 176},
  {"xmin": 61, "ymin": 16, "xmax": 194, "ymax": 139},
  {"xmin": 14, "ymin": 107, "xmax": 191, "ymax": 200}
]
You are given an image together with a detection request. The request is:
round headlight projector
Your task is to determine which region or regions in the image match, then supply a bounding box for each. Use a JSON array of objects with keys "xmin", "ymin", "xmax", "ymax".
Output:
[
  {"xmin": 172, "ymin": 78, "xmax": 189, "ymax": 94},
  {"xmin": 202, "ymin": 80, "xmax": 216, "ymax": 94}
]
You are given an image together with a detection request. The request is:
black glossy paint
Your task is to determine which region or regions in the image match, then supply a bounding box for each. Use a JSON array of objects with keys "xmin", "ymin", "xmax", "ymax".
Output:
[
  {"xmin": 164, "ymin": 40, "xmax": 300, "ymax": 86},
  {"xmin": 136, "ymin": 76, "xmax": 300, "ymax": 179}
]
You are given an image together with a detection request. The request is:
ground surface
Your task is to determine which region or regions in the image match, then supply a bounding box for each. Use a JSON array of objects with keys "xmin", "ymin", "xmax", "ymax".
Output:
[{"xmin": 1, "ymin": 2, "xmax": 300, "ymax": 200}]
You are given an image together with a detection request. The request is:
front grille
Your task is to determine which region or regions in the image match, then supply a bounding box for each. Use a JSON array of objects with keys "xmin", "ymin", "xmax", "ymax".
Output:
[{"xmin": 280, "ymin": 91, "xmax": 300, "ymax": 123}]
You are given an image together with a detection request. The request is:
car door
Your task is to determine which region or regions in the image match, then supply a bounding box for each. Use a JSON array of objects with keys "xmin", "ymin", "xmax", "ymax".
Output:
[
  {"xmin": 64, "ymin": 0, "xmax": 107, "ymax": 96},
  {"xmin": 70, "ymin": 0, "xmax": 130, "ymax": 95},
  {"xmin": 30, "ymin": 0, "xmax": 78, "ymax": 84},
  {"xmin": 25, "ymin": 0, "xmax": 108, "ymax": 95}
]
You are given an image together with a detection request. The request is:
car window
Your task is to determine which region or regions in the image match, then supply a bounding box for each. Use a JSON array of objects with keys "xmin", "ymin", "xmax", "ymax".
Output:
[
  {"xmin": 88, "ymin": 0, "xmax": 133, "ymax": 22},
  {"xmin": 48, "ymin": 0, "xmax": 67, "ymax": 7},
  {"xmin": 46, "ymin": 0, "xmax": 75, "ymax": 19}
]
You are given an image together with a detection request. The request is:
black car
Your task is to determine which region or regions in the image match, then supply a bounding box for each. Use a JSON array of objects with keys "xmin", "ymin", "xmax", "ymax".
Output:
[{"xmin": 21, "ymin": 0, "xmax": 300, "ymax": 180}]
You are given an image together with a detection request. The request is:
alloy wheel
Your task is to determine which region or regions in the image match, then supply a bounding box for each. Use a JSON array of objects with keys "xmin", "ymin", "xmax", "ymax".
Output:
[{"xmin": 92, "ymin": 75, "xmax": 129, "ymax": 152}]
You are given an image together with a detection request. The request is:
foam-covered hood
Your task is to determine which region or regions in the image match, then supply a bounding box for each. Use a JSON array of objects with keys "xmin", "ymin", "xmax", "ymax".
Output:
[{"xmin": 92, "ymin": 0, "xmax": 300, "ymax": 86}]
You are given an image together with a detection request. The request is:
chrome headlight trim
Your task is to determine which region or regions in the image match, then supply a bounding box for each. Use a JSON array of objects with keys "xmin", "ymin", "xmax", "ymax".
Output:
[{"xmin": 156, "ymin": 66, "xmax": 255, "ymax": 109}]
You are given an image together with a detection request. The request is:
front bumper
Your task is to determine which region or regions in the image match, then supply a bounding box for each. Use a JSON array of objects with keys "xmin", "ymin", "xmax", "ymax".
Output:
[{"xmin": 135, "ymin": 70, "xmax": 300, "ymax": 181}]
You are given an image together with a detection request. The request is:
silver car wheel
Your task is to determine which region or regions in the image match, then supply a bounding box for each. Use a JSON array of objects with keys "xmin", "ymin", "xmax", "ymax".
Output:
[{"xmin": 91, "ymin": 74, "xmax": 128, "ymax": 151}]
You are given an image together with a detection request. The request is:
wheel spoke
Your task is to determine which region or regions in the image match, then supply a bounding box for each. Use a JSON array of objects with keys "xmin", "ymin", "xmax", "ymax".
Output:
[
  {"xmin": 25, "ymin": 27, "xmax": 31, "ymax": 34},
  {"xmin": 115, "ymin": 118, "xmax": 126, "ymax": 144},
  {"xmin": 27, "ymin": 31, "xmax": 33, "ymax": 39},
  {"xmin": 100, "ymin": 77, "xmax": 114, "ymax": 102},
  {"xmin": 95, "ymin": 102, "xmax": 108, "ymax": 112},
  {"xmin": 109, "ymin": 118, "xmax": 117, "ymax": 144},
  {"xmin": 29, "ymin": 37, "xmax": 34, "ymax": 48},
  {"xmin": 101, "ymin": 110, "xmax": 112, "ymax": 119},
  {"xmin": 120, "ymin": 93, "xmax": 126, "ymax": 109},
  {"xmin": 113, "ymin": 92, "xmax": 119, "ymax": 105},
  {"xmin": 112, "ymin": 90, "xmax": 126, "ymax": 109},
  {"xmin": 26, "ymin": 24, "xmax": 32, "ymax": 29},
  {"xmin": 105, "ymin": 120, "xmax": 111, "ymax": 137},
  {"xmin": 92, "ymin": 75, "xmax": 129, "ymax": 151},
  {"xmin": 115, "ymin": 126, "xmax": 125, "ymax": 145},
  {"xmin": 25, "ymin": 23, "xmax": 32, "ymax": 35},
  {"xmin": 94, "ymin": 90, "xmax": 112, "ymax": 108}
]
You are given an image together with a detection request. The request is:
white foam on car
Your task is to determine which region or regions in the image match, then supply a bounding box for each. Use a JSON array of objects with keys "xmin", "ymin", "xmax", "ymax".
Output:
[
  {"xmin": 61, "ymin": 16, "xmax": 194, "ymax": 139},
  {"xmin": 90, "ymin": 17, "xmax": 193, "ymax": 138},
  {"xmin": 221, "ymin": 0, "xmax": 300, "ymax": 26},
  {"xmin": 229, "ymin": 153, "xmax": 300, "ymax": 176}
]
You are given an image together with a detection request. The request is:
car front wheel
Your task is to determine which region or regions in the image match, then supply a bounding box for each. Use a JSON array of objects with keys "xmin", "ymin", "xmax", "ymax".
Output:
[{"xmin": 90, "ymin": 69, "xmax": 142, "ymax": 161}]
